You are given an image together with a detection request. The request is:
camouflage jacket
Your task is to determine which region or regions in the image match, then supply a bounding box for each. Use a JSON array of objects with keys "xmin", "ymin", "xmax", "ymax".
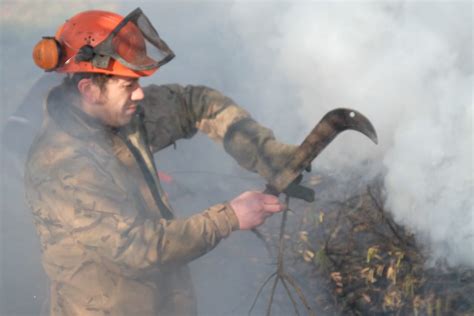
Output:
[{"xmin": 25, "ymin": 83, "xmax": 294, "ymax": 316}]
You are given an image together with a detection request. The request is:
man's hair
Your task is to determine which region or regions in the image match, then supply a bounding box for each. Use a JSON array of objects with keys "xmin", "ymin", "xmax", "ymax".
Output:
[{"xmin": 63, "ymin": 73, "xmax": 113, "ymax": 95}]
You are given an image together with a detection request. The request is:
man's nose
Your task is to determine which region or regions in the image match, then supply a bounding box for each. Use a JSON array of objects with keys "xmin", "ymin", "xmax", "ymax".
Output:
[{"xmin": 131, "ymin": 85, "xmax": 145, "ymax": 101}]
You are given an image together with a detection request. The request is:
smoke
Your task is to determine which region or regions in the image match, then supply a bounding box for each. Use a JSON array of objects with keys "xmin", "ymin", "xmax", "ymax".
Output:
[
  {"xmin": 226, "ymin": 1, "xmax": 473, "ymax": 266},
  {"xmin": 1, "ymin": 1, "xmax": 472, "ymax": 315}
]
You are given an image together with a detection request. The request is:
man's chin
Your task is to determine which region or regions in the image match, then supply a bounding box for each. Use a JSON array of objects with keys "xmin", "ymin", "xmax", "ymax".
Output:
[
  {"xmin": 118, "ymin": 117, "xmax": 133, "ymax": 126},
  {"xmin": 106, "ymin": 116, "xmax": 133, "ymax": 128}
]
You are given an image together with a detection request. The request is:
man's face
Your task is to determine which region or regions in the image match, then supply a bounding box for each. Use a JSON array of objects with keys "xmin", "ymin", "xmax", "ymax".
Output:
[{"xmin": 95, "ymin": 76, "xmax": 144, "ymax": 127}]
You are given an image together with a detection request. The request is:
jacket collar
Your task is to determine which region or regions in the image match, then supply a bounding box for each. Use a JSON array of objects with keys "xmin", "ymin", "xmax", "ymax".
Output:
[{"xmin": 46, "ymin": 83, "xmax": 125, "ymax": 140}]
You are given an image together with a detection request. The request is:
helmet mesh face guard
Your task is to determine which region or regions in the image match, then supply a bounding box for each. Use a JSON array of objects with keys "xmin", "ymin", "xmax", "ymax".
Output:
[{"xmin": 86, "ymin": 8, "xmax": 175, "ymax": 71}]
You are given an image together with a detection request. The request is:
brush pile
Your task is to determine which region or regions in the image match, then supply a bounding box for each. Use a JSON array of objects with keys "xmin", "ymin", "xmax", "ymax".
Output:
[{"xmin": 268, "ymin": 173, "xmax": 474, "ymax": 315}]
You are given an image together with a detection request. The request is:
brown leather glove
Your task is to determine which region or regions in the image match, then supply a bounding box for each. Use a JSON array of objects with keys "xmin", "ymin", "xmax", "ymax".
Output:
[
  {"xmin": 223, "ymin": 117, "xmax": 314, "ymax": 202},
  {"xmin": 259, "ymin": 139, "xmax": 298, "ymax": 180},
  {"xmin": 224, "ymin": 118, "xmax": 297, "ymax": 181}
]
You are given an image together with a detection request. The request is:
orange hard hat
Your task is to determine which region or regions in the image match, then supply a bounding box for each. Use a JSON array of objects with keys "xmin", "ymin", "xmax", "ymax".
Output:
[{"xmin": 32, "ymin": 8, "xmax": 174, "ymax": 78}]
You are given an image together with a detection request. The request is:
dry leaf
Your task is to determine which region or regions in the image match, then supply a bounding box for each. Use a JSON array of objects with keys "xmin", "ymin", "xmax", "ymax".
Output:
[
  {"xmin": 330, "ymin": 271, "xmax": 342, "ymax": 281},
  {"xmin": 303, "ymin": 250, "xmax": 315, "ymax": 262},
  {"xmin": 308, "ymin": 175, "xmax": 322, "ymax": 186},
  {"xmin": 376, "ymin": 264, "xmax": 385, "ymax": 276},
  {"xmin": 361, "ymin": 267, "xmax": 377, "ymax": 283},
  {"xmin": 367, "ymin": 246, "xmax": 380, "ymax": 263},
  {"xmin": 395, "ymin": 251, "xmax": 405, "ymax": 267},
  {"xmin": 383, "ymin": 290, "xmax": 402, "ymax": 309},
  {"xmin": 299, "ymin": 231, "xmax": 309, "ymax": 243},
  {"xmin": 330, "ymin": 271, "xmax": 343, "ymax": 287},
  {"xmin": 353, "ymin": 223, "xmax": 369, "ymax": 232},
  {"xmin": 387, "ymin": 265, "xmax": 397, "ymax": 284},
  {"xmin": 362, "ymin": 293, "xmax": 372, "ymax": 304},
  {"xmin": 368, "ymin": 269, "xmax": 377, "ymax": 283}
]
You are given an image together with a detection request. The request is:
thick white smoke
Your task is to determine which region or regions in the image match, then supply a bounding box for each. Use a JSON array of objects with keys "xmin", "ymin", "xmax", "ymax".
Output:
[{"xmin": 228, "ymin": 1, "xmax": 473, "ymax": 266}]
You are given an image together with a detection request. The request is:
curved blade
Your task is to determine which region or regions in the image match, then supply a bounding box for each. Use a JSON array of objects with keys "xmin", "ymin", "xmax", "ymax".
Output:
[
  {"xmin": 312, "ymin": 108, "xmax": 378, "ymax": 144},
  {"xmin": 268, "ymin": 108, "xmax": 378, "ymax": 194}
]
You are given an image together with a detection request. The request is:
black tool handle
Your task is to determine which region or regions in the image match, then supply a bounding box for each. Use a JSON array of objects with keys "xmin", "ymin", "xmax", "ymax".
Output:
[
  {"xmin": 264, "ymin": 185, "xmax": 279, "ymax": 196},
  {"xmin": 264, "ymin": 183, "xmax": 315, "ymax": 203}
]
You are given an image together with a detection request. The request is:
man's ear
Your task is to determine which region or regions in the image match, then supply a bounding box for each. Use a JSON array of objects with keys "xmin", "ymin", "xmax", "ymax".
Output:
[{"xmin": 77, "ymin": 78, "xmax": 101, "ymax": 104}]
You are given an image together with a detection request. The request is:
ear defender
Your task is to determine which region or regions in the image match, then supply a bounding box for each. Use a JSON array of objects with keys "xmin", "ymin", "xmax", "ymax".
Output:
[{"xmin": 32, "ymin": 37, "xmax": 62, "ymax": 71}]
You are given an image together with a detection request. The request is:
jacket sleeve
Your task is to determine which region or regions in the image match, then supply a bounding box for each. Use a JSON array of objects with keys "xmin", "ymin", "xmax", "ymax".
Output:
[
  {"xmin": 141, "ymin": 84, "xmax": 296, "ymax": 181},
  {"xmin": 26, "ymin": 155, "xmax": 239, "ymax": 277}
]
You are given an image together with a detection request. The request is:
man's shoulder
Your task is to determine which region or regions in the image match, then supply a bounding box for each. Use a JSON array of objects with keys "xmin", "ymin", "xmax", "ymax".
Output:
[
  {"xmin": 26, "ymin": 121, "xmax": 88, "ymax": 177},
  {"xmin": 141, "ymin": 83, "xmax": 183, "ymax": 103},
  {"xmin": 142, "ymin": 83, "xmax": 214, "ymax": 98},
  {"xmin": 143, "ymin": 83, "xmax": 182, "ymax": 92},
  {"xmin": 140, "ymin": 83, "xmax": 215, "ymax": 115}
]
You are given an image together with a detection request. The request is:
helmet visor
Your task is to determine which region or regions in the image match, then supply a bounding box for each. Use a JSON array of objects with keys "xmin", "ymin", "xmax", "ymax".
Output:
[{"xmin": 93, "ymin": 8, "xmax": 174, "ymax": 71}]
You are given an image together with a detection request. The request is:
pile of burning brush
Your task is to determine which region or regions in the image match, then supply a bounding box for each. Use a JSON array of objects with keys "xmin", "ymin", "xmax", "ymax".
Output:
[{"xmin": 254, "ymin": 172, "xmax": 473, "ymax": 316}]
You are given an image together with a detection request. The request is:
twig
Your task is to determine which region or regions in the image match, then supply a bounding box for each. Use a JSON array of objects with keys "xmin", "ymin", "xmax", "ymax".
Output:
[
  {"xmin": 248, "ymin": 272, "xmax": 277, "ymax": 315},
  {"xmin": 277, "ymin": 197, "xmax": 290, "ymax": 268},
  {"xmin": 367, "ymin": 185, "xmax": 413, "ymax": 247},
  {"xmin": 325, "ymin": 208, "xmax": 343, "ymax": 250},
  {"xmin": 250, "ymin": 195, "xmax": 314, "ymax": 316},
  {"xmin": 281, "ymin": 277, "xmax": 301, "ymax": 315},
  {"xmin": 252, "ymin": 228, "xmax": 273, "ymax": 256},
  {"xmin": 266, "ymin": 275, "xmax": 280, "ymax": 316},
  {"xmin": 272, "ymin": 196, "xmax": 314, "ymax": 315},
  {"xmin": 266, "ymin": 195, "xmax": 291, "ymax": 316},
  {"xmin": 284, "ymin": 273, "xmax": 315, "ymax": 315}
]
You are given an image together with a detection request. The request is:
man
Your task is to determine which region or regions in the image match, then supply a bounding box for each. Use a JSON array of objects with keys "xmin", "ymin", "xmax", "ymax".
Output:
[{"xmin": 26, "ymin": 8, "xmax": 295, "ymax": 315}]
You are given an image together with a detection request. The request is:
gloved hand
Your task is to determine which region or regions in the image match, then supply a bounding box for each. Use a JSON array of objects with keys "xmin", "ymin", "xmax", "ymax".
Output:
[
  {"xmin": 223, "ymin": 119, "xmax": 298, "ymax": 181},
  {"xmin": 260, "ymin": 140, "xmax": 297, "ymax": 179},
  {"xmin": 262, "ymin": 140, "xmax": 315, "ymax": 202},
  {"xmin": 223, "ymin": 118, "xmax": 314, "ymax": 202}
]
